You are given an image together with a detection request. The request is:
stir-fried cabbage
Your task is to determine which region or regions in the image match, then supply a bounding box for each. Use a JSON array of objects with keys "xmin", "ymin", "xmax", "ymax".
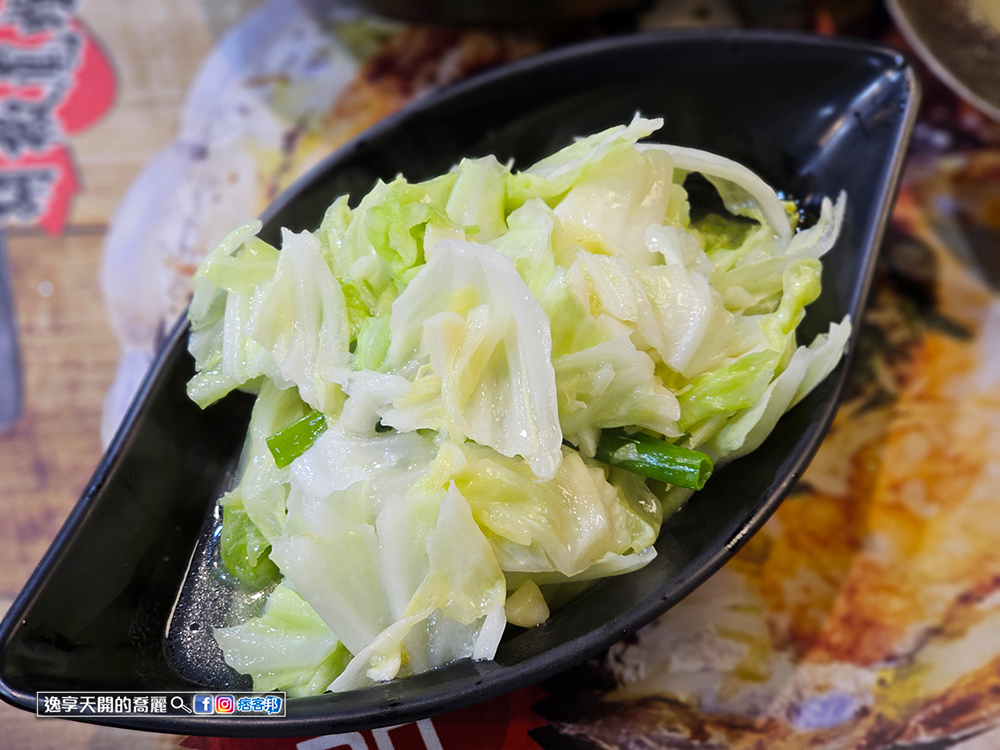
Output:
[{"xmin": 187, "ymin": 115, "xmax": 851, "ymax": 695}]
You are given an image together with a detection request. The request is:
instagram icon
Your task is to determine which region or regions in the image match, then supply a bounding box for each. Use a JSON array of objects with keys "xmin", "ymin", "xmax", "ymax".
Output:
[{"xmin": 215, "ymin": 695, "xmax": 235, "ymax": 714}]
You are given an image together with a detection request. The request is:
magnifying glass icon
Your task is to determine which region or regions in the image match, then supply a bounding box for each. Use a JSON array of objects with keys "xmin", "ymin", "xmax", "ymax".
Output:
[{"xmin": 171, "ymin": 696, "xmax": 192, "ymax": 713}]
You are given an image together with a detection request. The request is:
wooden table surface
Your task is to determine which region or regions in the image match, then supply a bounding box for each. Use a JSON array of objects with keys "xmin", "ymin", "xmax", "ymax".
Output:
[{"xmin": 0, "ymin": 0, "xmax": 223, "ymax": 744}]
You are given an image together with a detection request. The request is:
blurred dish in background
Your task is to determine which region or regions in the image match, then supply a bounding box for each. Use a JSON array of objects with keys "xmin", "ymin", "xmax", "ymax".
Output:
[
  {"xmin": 887, "ymin": 0, "xmax": 1000, "ymax": 120},
  {"xmin": 302, "ymin": 0, "xmax": 646, "ymax": 25}
]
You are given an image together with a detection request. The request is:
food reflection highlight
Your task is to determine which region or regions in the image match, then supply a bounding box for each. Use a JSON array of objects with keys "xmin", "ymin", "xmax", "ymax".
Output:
[{"xmin": 185, "ymin": 115, "xmax": 850, "ymax": 696}]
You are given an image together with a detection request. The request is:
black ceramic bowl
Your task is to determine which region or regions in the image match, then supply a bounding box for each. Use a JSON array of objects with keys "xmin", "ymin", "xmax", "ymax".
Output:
[{"xmin": 0, "ymin": 30, "xmax": 918, "ymax": 737}]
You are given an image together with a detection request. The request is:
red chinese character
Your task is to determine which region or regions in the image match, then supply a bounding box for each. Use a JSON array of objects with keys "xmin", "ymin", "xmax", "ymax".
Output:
[{"xmin": 0, "ymin": 0, "xmax": 116, "ymax": 234}]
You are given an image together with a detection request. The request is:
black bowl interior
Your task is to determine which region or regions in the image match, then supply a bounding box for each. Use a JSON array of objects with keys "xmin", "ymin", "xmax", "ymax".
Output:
[{"xmin": 0, "ymin": 30, "xmax": 918, "ymax": 737}]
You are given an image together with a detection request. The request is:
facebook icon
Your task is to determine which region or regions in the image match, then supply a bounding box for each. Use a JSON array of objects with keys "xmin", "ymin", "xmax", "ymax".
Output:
[{"xmin": 192, "ymin": 694, "xmax": 215, "ymax": 714}]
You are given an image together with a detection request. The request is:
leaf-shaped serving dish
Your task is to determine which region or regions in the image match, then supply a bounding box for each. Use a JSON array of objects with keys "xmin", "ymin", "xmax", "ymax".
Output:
[{"xmin": 0, "ymin": 30, "xmax": 918, "ymax": 737}]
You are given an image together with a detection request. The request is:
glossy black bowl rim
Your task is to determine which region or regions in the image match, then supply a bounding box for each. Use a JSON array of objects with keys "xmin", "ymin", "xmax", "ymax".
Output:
[{"xmin": 0, "ymin": 27, "xmax": 920, "ymax": 736}]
